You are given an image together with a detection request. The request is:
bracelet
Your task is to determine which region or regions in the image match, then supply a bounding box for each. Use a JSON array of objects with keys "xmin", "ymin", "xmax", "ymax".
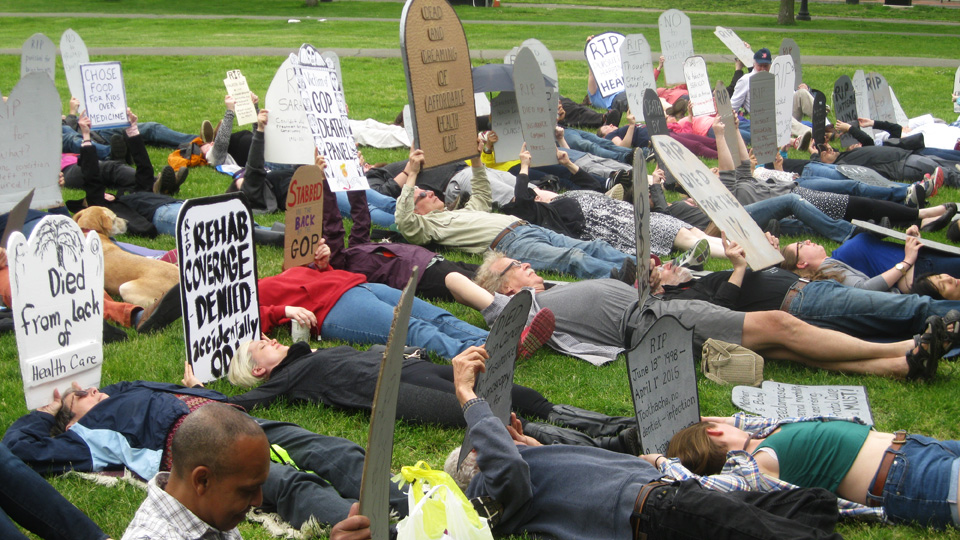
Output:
[
  {"xmin": 901, "ymin": 261, "xmax": 912, "ymax": 269},
  {"xmin": 461, "ymin": 397, "xmax": 485, "ymax": 414},
  {"xmin": 655, "ymin": 456, "xmax": 666, "ymax": 468}
]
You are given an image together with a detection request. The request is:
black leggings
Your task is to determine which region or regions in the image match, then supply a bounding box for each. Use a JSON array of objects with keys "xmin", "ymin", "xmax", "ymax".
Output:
[
  {"xmin": 418, "ymin": 259, "xmax": 479, "ymax": 302},
  {"xmin": 843, "ymin": 195, "xmax": 918, "ymax": 224}
]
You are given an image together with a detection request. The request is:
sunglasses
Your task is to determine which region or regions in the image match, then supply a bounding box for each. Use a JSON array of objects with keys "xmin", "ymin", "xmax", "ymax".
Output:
[
  {"xmin": 498, "ymin": 260, "xmax": 521, "ymax": 277},
  {"xmin": 416, "ymin": 191, "xmax": 430, "ymax": 200}
]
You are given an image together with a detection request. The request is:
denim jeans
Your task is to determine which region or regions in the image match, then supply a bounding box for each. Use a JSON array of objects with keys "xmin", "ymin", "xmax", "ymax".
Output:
[
  {"xmin": 737, "ymin": 117, "xmax": 752, "ymax": 145},
  {"xmin": 919, "ymin": 147, "xmax": 960, "ymax": 162},
  {"xmin": 563, "ymin": 128, "xmax": 632, "ymax": 163},
  {"xmin": 744, "ymin": 194, "xmax": 854, "ymax": 243},
  {"xmin": 496, "ymin": 224, "xmax": 630, "ymax": 279},
  {"xmin": 62, "ymin": 125, "xmax": 111, "ymax": 159},
  {"xmin": 796, "ymin": 177, "xmax": 907, "ymax": 202},
  {"xmin": 322, "ymin": 283, "xmax": 488, "ymax": 359},
  {"xmin": 336, "ymin": 189, "xmax": 396, "ymax": 228},
  {"xmin": 914, "ymin": 254, "xmax": 960, "ymax": 278},
  {"xmin": 152, "ymin": 202, "xmax": 183, "ymax": 236},
  {"xmin": 800, "ymin": 161, "xmax": 847, "ymax": 180},
  {"xmin": 866, "ymin": 435, "xmax": 960, "ymax": 529},
  {"xmin": 97, "ymin": 122, "xmax": 195, "ymax": 148}
]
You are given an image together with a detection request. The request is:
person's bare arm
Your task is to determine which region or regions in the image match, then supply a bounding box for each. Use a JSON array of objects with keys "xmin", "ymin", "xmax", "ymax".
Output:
[
  {"xmin": 713, "ymin": 118, "xmax": 735, "ymax": 171},
  {"xmin": 613, "ymin": 112, "xmax": 636, "ymax": 148},
  {"xmin": 446, "ymin": 272, "xmax": 494, "ymax": 311}
]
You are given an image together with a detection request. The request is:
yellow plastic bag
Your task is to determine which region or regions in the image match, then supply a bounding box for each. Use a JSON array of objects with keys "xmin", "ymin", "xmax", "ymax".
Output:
[{"xmin": 394, "ymin": 461, "xmax": 493, "ymax": 540}]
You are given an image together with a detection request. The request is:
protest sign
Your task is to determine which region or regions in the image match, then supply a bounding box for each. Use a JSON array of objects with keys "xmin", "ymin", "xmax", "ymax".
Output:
[
  {"xmin": 283, "ymin": 166, "xmax": 324, "ymax": 270},
  {"xmin": 852, "ymin": 70, "xmax": 873, "ymax": 120},
  {"xmin": 866, "ymin": 72, "xmax": 895, "ymax": 123},
  {"xmin": 20, "ymin": 33, "xmax": 55, "ymax": 81},
  {"xmin": 889, "ymin": 86, "xmax": 909, "ymax": 126},
  {"xmin": 659, "ymin": 9, "xmax": 694, "ymax": 86},
  {"xmin": 264, "ymin": 56, "xmax": 315, "ymax": 165},
  {"xmin": 778, "ymin": 38, "xmax": 802, "ymax": 90},
  {"xmin": 714, "ymin": 82, "xmax": 740, "ymax": 164},
  {"xmin": 836, "ymin": 165, "xmax": 900, "ymax": 187},
  {"xmin": 2, "ymin": 190, "xmax": 34, "ymax": 248},
  {"xmin": 811, "ymin": 90, "xmax": 827, "ymax": 146},
  {"xmin": 320, "ymin": 50, "xmax": 343, "ymax": 89},
  {"xmin": 514, "ymin": 47, "xmax": 558, "ymax": 167},
  {"xmin": 8, "ymin": 216, "xmax": 103, "ymax": 410},
  {"xmin": 955, "ymin": 66, "xmax": 960, "ymax": 113},
  {"xmin": 732, "ymin": 381, "xmax": 873, "ymax": 425},
  {"xmin": 832, "ymin": 75, "xmax": 859, "ymax": 148},
  {"xmin": 771, "ymin": 55, "xmax": 795, "ymax": 148},
  {"xmin": 683, "ymin": 56, "xmax": 715, "ymax": 117},
  {"xmin": 474, "ymin": 91, "xmax": 491, "ymax": 117},
  {"xmin": 60, "ymin": 29, "xmax": 89, "ymax": 112},
  {"xmin": 359, "ymin": 269, "xmax": 417, "ymax": 540},
  {"xmin": 714, "ymin": 26, "xmax": 753, "ymax": 68},
  {"xmin": 503, "ymin": 46, "xmax": 519, "ymax": 64},
  {"xmin": 223, "ymin": 70, "xmax": 258, "ymax": 126},
  {"xmin": 79, "ymin": 61, "xmax": 128, "ymax": 129},
  {"xmin": 0, "ymin": 73, "xmax": 63, "ymax": 214},
  {"xmin": 643, "ymin": 88, "xmax": 668, "ymax": 136},
  {"xmin": 584, "ymin": 32, "xmax": 625, "ymax": 99},
  {"xmin": 652, "ymin": 134, "xmax": 784, "ymax": 269},
  {"xmin": 521, "ymin": 38, "xmax": 559, "ymax": 123},
  {"xmin": 632, "ymin": 152, "xmax": 651, "ymax": 307},
  {"xmin": 852, "ymin": 219, "xmax": 960, "ymax": 256},
  {"xmin": 400, "ymin": 0, "xmax": 477, "ymax": 167},
  {"xmin": 491, "ymin": 92, "xmax": 524, "ymax": 162},
  {"xmin": 621, "ymin": 34, "xmax": 655, "ymax": 123},
  {"xmin": 749, "ymin": 71, "xmax": 778, "ymax": 164},
  {"xmin": 458, "ymin": 291, "xmax": 532, "ymax": 468},
  {"xmin": 177, "ymin": 194, "xmax": 260, "ymax": 383},
  {"xmin": 626, "ymin": 315, "xmax": 698, "ymax": 454}
]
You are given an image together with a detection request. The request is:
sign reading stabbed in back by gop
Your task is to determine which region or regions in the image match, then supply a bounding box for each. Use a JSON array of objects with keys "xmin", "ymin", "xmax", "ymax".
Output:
[
  {"xmin": 584, "ymin": 32, "xmax": 625, "ymax": 99},
  {"xmin": 79, "ymin": 61, "xmax": 128, "ymax": 129},
  {"xmin": 177, "ymin": 194, "xmax": 260, "ymax": 383},
  {"xmin": 284, "ymin": 165, "xmax": 325, "ymax": 270},
  {"xmin": 400, "ymin": 0, "xmax": 476, "ymax": 168}
]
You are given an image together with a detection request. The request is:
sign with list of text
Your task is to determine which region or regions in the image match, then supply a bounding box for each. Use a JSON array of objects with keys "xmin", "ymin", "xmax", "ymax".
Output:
[
  {"xmin": 683, "ymin": 56, "xmax": 715, "ymax": 117},
  {"xmin": 264, "ymin": 56, "xmax": 315, "ymax": 165},
  {"xmin": 224, "ymin": 70, "xmax": 259, "ymax": 126},
  {"xmin": 514, "ymin": 47, "xmax": 558, "ymax": 167}
]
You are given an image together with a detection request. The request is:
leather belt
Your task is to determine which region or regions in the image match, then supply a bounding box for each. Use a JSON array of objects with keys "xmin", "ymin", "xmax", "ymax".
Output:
[
  {"xmin": 630, "ymin": 480, "xmax": 673, "ymax": 540},
  {"xmin": 779, "ymin": 278, "xmax": 810, "ymax": 312},
  {"xmin": 489, "ymin": 220, "xmax": 527, "ymax": 250},
  {"xmin": 868, "ymin": 430, "xmax": 908, "ymax": 507}
]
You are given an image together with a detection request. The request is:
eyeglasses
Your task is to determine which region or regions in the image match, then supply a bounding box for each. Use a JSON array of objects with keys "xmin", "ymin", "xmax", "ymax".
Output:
[
  {"xmin": 416, "ymin": 190, "xmax": 430, "ymax": 200},
  {"xmin": 498, "ymin": 260, "xmax": 521, "ymax": 278}
]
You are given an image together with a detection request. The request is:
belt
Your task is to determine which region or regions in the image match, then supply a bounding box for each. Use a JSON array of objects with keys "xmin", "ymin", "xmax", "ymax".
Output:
[
  {"xmin": 630, "ymin": 480, "xmax": 673, "ymax": 540},
  {"xmin": 779, "ymin": 278, "xmax": 810, "ymax": 312},
  {"xmin": 489, "ymin": 220, "xmax": 527, "ymax": 251},
  {"xmin": 868, "ymin": 430, "xmax": 908, "ymax": 507}
]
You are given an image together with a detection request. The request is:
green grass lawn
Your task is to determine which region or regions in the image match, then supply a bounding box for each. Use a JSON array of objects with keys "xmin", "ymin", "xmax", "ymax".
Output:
[{"xmin": 2, "ymin": 2, "xmax": 960, "ymax": 539}]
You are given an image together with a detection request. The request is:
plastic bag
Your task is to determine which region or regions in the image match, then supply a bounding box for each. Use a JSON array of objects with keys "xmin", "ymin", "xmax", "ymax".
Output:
[{"xmin": 395, "ymin": 461, "xmax": 493, "ymax": 540}]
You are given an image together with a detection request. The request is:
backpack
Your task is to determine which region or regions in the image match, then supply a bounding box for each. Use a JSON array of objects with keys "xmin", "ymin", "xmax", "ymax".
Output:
[{"xmin": 167, "ymin": 137, "xmax": 208, "ymax": 170}]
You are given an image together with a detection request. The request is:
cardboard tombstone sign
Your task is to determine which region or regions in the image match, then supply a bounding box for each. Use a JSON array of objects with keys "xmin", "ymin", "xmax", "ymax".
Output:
[
  {"xmin": 714, "ymin": 26, "xmax": 753, "ymax": 68},
  {"xmin": 223, "ymin": 70, "xmax": 258, "ymax": 126},
  {"xmin": 852, "ymin": 219, "xmax": 960, "ymax": 256},
  {"xmin": 474, "ymin": 91, "xmax": 491, "ymax": 117},
  {"xmin": 264, "ymin": 56, "xmax": 315, "ymax": 165},
  {"xmin": 865, "ymin": 72, "xmax": 895, "ymax": 123},
  {"xmin": 8, "ymin": 216, "xmax": 104, "ymax": 410},
  {"xmin": 295, "ymin": 44, "xmax": 368, "ymax": 192},
  {"xmin": 658, "ymin": 9, "xmax": 694, "ymax": 86},
  {"xmin": 491, "ymin": 92, "xmax": 524, "ymax": 162},
  {"xmin": 770, "ymin": 55, "xmax": 795, "ymax": 148},
  {"xmin": 749, "ymin": 71, "xmax": 778, "ymax": 164},
  {"xmin": 778, "ymin": 38, "xmax": 802, "ymax": 90},
  {"xmin": 632, "ymin": 150, "xmax": 651, "ymax": 308},
  {"xmin": 400, "ymin": 0, "xmax": 477, "ymax": 168},
  {"xmin": 20, "ymin": 33, "xmax": 55, "ymax": 81},
  {"xmin": 811, "ymin": 90, "xmax": 827, "ymax": 147},
  {"xmin": 714, "ymin": 82, "xmax": 740, "ymax": 164},
  {"xmin": 283, "ymin": 166, "xmax": 325, "ymax": 270},
  {"xmin": 732, "ymin": 381, "xmax": 873, "ymax": 426},
  {"xmin": 503, "ymin": 46, "xmax": 519, "ymax": 64},
  {"xmin": 620, "ymin": 34, "xmax": 656, "ymax": 124},
  {"xmin": 402, "ymin": 104, "xmax": 414, "ymax": 146},
  {"xmin": 359, "ymin": 269, "xmax": 418, "ymax": 540},
  {"xmin": 521, "ymin": 38, "xmax": 559, "ymax": 123},
  {"xmin": 2, "ymin": 190, "xmax": 34, "ymax": 248},
  {"xmin": 0, "ymin": 73, "xmax": 63, "ymax": 214},
  {"xmin": 584, "ymin": 32, "xmax": 625, "ymax": 99},
  {"xmin": 626, "ymin": 315, "xmax": 698, "ymax": 454},
  {"xmin": 836, "ymin": 164, "xmax": 899, "ymax": 188},
  {"xmin": 60, "ymin": 29, "xmax": 89, "ymax": 113},
  {"xmin": 79, "ymin": 61, "xmax": 128, "ymax": 129},
  {"xmin": 955, "ymin": 66, "xmax": 960, "ymax": 114},
  {"xmin": 888, "ymin": 86, "xmax": 909, "ymax": 127},
  {"xmin": 832, "ymin": 75, "xmax": 859, "ymax": 148},
  {"xmin": 177, "ymin": 194, "xmax": 260, "ymax": 383},
  {"xmin": 852, "ymin": 70, "xmax": 873, "ymax": 121},
  {"xmin": 514, "ymin": 47, "xmax": 558, "ymax": 167},
  {"xmin": 458, "ymin": 290, "xmax": 533, "ymax": 468},
  {"xmin": 643, "ymin": 88, "xmax": 668, "ymax": 136},
  {"xmin": 652, "ymin": 134, "xmax": 784, "ymax": 269},
  {"xmin": 682, "ymin": 56, "xmax": 715, "ymax": 117}
]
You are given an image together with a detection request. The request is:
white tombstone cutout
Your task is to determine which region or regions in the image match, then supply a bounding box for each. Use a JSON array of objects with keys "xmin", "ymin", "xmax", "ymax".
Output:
[
  {"xmin": 491, "ymin": 92, "xmax": 524, "ymax": 162},
  {"xmin": 513, "ymin": 47, "xmax": 558, "ymax": 167},
  {"xmin": 632, "ymin": 151, "xmax": 651, "ymax": 307},
  {"xmin": 521, "ymin": 39, "xmax": 559, "ymax": 124},
  {"xmin": 359, "ymin": 269, "xmax": 417, "ymax": 540},
  {"xmin": 402, "ymin": 104, "xmax": 414, "ymax": 147},
  {"xmin": 749, "ymin": 71, "xmax": 778, "ymax": 164},
  {"xmin": 621, "ymin": 34, "xmax": 656, "ymax": 123},
  {"xmin": 79, "ymin": 62, "xmax": 128, "ymax": 129},
  {"xmin": 852, "ymin": 70, "xmax": 873, "ymax": 121},
  {"xmin": 264, "ymin": 56, "xmax": 315, "ymax": 165},
  {"xmin": 296, "ymin": 44, "xmax": 368, "ymax": 192},
  {"xmin": 658, "ymin": 9, "xmax": 694, "ymax": 86},
  {"xmin": 771, "ymin": 56, "xmax": 795, "ymax": 148},
  {"xmin": 223, "ymin": 70, "xmax": 258, "ymax": 126},
  {"xmin": 0, "ymin": 73, "xmax": 63, "ymax": 214},
  {"xmin": 652, "ymin": 135, "xmax": 784, "ymax": 269},
  {"xmin": 683, "ymin": 56, "xmax": 715, "ymax": 117},
  {"xmin": 866, "ymin": 72, "xmax": 896, "ymax": 123},
  {"xmin": 714, "ymin": 82, "xmax": 740, "ymax": 164},
  {"xmin": 8, "ymin": 216, "xmax": 104, "ymax": 410},
  {"xmin": 584, "ymin": 32, "xmax": 625, "ymax": 99},
  {"xmin": 626, "ymin": 316, "xmax": 698, "ymax": 454},
  {"xmin": 852, "ymin": 219, "xmax": 960, "ymax": 256},
  {"xmin": 458, "ymin": 291, "xmax": 532, "ymax": 468},
  {"xmin": 503, "ymin": 46, "xmax": 519, "ymax": 64},
  {"xmin": 177, "ymin": 194, "xmax": 261, "ymax": 383},
  {"xmin": 732, "ymin": 381, "xmax": 873, "ymax": 426},
  {"xmin": 778, "ymin": 38, "xmax": 802, "ymax": 90},
  {"xmin": 954, "ymin": 66, "xmax": 960, "ymax": 114},
  {"xmin": 474, "ymin": 92, "xmax": 491, "ymax": 117},
  {"xmin": 20, "ymin": 33, "xmax": 55, "ymax": 81},
  {"xmin": 60, "ymin": 29, "xmax": 89, "ymax": 112},
  {"xmin": 888, "ymin": 86, "xmax": 909, "ymax": 127},
  {"xmin": 714, "ymin": 26, "xmax": 754, "ymax": 68},
  {"xmin": 320, "ymin": 51, "xmax": 343, "ymax": 90}
]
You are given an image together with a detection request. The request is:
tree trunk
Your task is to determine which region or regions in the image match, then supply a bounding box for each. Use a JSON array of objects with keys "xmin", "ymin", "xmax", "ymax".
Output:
[
  {"xmin": 305, "ymin": 0, "xmax": 318, "ymax": 6},
  {"xmin": 778, "ymin": 0, "xmax": 796, "ymax": 24}
]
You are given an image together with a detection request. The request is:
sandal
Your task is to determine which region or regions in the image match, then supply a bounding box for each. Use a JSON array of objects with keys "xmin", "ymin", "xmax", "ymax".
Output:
[
  {"xmin": 921, "ymin": 203, "xmax": 958, "ymax": 233},
  {"xmin": 942, "ymin": 309, "xmax": 960, "ymax": 353},
  {"xmin": 906, "ymin": 316, "xmax": 945, "ymax": 381}
]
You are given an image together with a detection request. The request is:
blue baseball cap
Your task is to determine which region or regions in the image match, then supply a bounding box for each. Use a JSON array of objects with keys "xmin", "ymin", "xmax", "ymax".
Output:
[{"xmin": 754, "ymin": 48, "xmax": 772, "ymax": 65}]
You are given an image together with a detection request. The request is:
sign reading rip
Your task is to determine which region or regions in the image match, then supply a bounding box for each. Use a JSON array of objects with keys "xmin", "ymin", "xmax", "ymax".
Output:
[{"xmin": 584, "ymin": 32, "xmax": 626, "ymax": 99}]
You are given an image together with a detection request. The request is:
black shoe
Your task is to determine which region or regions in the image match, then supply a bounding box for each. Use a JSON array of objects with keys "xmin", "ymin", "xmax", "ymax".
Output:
[
  {"xmin": 762, "ymin": 218, "xmax": 781, "ymax": 237},
  {"xmin": 109, "ymin": 134, "xmax": 127, "ymax": 162},
  {"xmin": 922, "ymin": 203, "xmax": 958, "ymax": 233},
  {"xmin": 547, "ymin": 404, "xmax": 637, "ymax": 438},
  {"xmin": 602, "ymin": 109, "xmax": 622, "ymax": 127},
  {"xmin": 174, "ymin": 166, "xmax": 189, "ymax": 192},
  {"xmin": 611, "ymin": 257, "xmax": 637, "ymax": 286},
  {"xmin": 947, "ymin": 220, "xmax": 960, "ymax": 243},
  {"xmin": 153, "ymin": 166, "xmax": 178, "ymax": 195},
  {"xmin": 137, "ymin": 284, "xmax": 182, "ymax": 333},
  {"xmin": 253, "ymin": 227, "xmax": 285, "ymax": 247},
  {"xmin": 103, "ymin": 321, "xmax": 128, "ymax": 344}
]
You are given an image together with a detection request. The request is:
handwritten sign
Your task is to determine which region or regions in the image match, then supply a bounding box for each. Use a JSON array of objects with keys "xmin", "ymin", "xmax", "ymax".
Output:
[
  {"xmin": 223, "ymin": 70, "xmax": 258, "ymax": 126},
  {"xmin": 652, "ymin": 134, "xmax": 784, "ymax": 269},
  {"xmin": 520, "ymin": 38, "xmax": 558, "ymax": 123},
  {"xmin": 283, "ymin": 166, "xmax": 324, "ymax": 270},
  {"xmin": 852, "ymin": 70, "xmax": 872, "ymax": 121},
  {"xmin": 513, "ymin": 47, "xmax": 557, "ymax": 167},
  {"xmin": 714, "ymin": 27, "xmax": 753, "ymax": 68},
  {"xmin": 503, "ymin": 46, "xmax": 519, "ymax": 64},
  {"xmin": 621, "ymin": 34, "xmax": 655, "ymax": 124},
  {"xmin": 8, "ymin": 216, "xmax": 103, "ymax": 410},
  {"xmin": 400, "ymin": 0, "xmax": 477, "ymax": 168},
  {"xmin": 264, "ymin": 56, "xmax": 315, "ymax": 165},
  {"xmin": 359, "ymin": 269, "xmax": 417, "ymax": 540},
  {"xmin": 658, "ymin": 9, "xmax": 694, "ymax": 86},
  {"xmin": 749, "ymin": 71, "xmax": 777, "ymax": 163},
  {"xmin": 632, "ymin": 153, "xmax": 651, "ymax": 307},
  {"xmin": 177, "ymin": 194, "xmax": 260, "ymax": 383},
  {"xmin": 771, "ymin": 56, "xmax": 795, "ymax": 148},
  {"xmin": 60, "ymin": 29, "xmax": 89, "ymax": 112},
  {"xmin": 683, "ymin": 56, "xmax": 715, "ymax": 117},
  {"xmin": 643, "ymin": 87, "xmax": 668, "ymax": 136},
  {"xmin": 584, "ymin": 32, "xmax": 625, "ymax": 99},
  {"xmin": 20, "ymin": 33, "xmax": 55, "ymax": 81},
  {"xmin": 626, "ymin": 315, "xmax": 697, "ymax": 454},
  {"xmin": 714, "ymin": 82, "xmax": 740, "ymax": 164},
  {"xmin": 888, "ymin": 86, "xmax": 909, "ymax": 126},
  {"xmin": 866, "ymin": 72, "xmax": 895, "ymax": 123},
  {"xmin": 955, "ymin": 66, "xmax": 960, "ymax": 114},
  {"xmin": 811, "ymin": 90, "xmax": 827, "ymax": 146},
  {"xmin": 79, "ymin": 62, "xmax": 128, "ymax": 129},
  {"xmin": 778, "ymin": 38, "xmax": 802, "ymax": 90},
  {"xmin": 732, "ymin": 381, "xmax": 873, "ymax": 425},
  {"xmin": 832, "ymin": 75, "xmax": 859, "ymax": 148},
  {"xmin": 491, "ymin": 92, "xmax": 524, "ymax": 162}
]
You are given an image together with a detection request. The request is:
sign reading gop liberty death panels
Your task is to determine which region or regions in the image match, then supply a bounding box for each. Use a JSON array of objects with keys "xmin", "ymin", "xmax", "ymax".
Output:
[{"xmin": 79, "ymin": 61, "xmax": 128, "ymax": 129}]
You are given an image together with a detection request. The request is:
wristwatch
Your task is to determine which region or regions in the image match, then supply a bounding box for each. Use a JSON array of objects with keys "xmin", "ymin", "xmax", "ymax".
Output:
[{"xmin": 895, "ymin": 262, "xmax": 908, "ymax": 273}]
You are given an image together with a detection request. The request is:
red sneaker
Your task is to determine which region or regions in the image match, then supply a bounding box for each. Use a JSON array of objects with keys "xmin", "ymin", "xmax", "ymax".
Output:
[
  {"xmin": 517, "ymin": 308, "xmax": 555, "ymax": 362},
  {"xmin": 932, "ymin": 167, "xmax": 944, "ymax": 197}
]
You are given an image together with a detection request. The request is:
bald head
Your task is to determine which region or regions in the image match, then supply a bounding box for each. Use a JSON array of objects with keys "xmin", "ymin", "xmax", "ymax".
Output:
[{"xmin": 170, "ymin": 403, "xmax": 265, "ymax": 479}]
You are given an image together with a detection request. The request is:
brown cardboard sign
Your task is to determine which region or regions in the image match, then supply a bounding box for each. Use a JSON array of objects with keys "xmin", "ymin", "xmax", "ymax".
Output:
[
  {"xmin": 400, "ymin": 0, "xmax": 477, "ymax": 168},
  {"xmin": 283, "ymin": 165, "xmax": 325, "ymax": 270}
]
